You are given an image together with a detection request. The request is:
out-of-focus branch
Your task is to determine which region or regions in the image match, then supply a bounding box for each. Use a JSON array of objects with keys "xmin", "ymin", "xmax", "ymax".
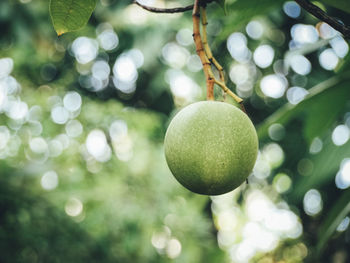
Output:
[
  {"xmin": 294, "ymin": 0, "xmax": 350, "ymax": 38},
  {"xmin": 133, "ymin": 0, "xmax": 216, "ymax": 14}
]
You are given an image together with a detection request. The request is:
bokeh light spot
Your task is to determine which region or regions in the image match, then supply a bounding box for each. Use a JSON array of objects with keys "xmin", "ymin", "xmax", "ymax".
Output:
[
  {"xmin": 63, "ymin": 91, "xmax": 82, "ymax": 112},
  {"xmin": 337, "ymin": 217, "xmax": 350, "ymax": 232},
  {"xmin": 65, "ymin": 120, "xmax": 83, "ymax": 138},
  {"xmin": 65, "ymin": 197, "xmax": 83, "ymax": 217},
  {"xmin": 273, "ymin": 173, "xmax": 292, "ymax": 193},
  {"xmin": 283, "ymin": 1, "xmax": 301, "ymax": 18},
  {"xmin": 303, "ymin": 189, "xmax": 322, "ymax": 216},
  {"xmin": 86, "ymin": 129, "xmax": 112, "ymax": 162},
  {"xmin": 289, "ymin": 55, "xmax": 311, "ymax": 75},
  {"xmin": 260, "ymin": 74, "xmax": 288, "ymax": 99},
  {"xmin": 97, "ymin": 29, "xmax": 119, "ymax": 51},
  {"xmin": 246, "ymin": 21, "xmax": 264, "ymax": 39},
  {"xmin": 176, "ymin": 28, "xmax": 193, "ymax": 46},
  {"xmin": 41, "ymin": 171, "xmax": 58, "ymax": 190},
  {"xmin": 71, "ymin": 37, "xmax": 98, "ymax": 64},
  {"xmin": 332, "ymin": 125, "xmax": 349, "ymax": 146},
  {"xmin": 286, "ymin": 86, "xmax": 308, "ymax": 104},
  {"xmin": 51, "ymin": 106, "xmax": 69, "ymax": 125},
  {"xmin": 291, "ymin": 24, "xmax": 319, "ymax": 45},
  {"xmin": 319, "ymin": 48, "xmax": 339, "ymax": 70},
  {"xmin": 268, "ymin": 123, "xmax": 285, "ymax": 141},
  {"xmin": 309, "ymin": 137, "xmax": 323, "ymax": 154},
  {"xmin": 253, "ymin": 45, "xmax": 274, "ymax": 69},
  {"xmin": 166, "ymin": 238, "xmax": 181, "ymax": 259},
  {"xmin": 335, "ymin": 159, "xmax": 350, "ymax": 189}
]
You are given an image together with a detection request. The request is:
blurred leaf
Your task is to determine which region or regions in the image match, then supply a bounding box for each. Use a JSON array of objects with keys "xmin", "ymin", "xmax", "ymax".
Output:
[
  {"xmin": 336, "ymin": 51, "xmax": 350, "ymax": 73},
  {"xmin": 257, "ymin": 74, "xmax": 350, "ymax": 141},
  {"xmin": 49, "ymin": 0, "xmax": 96, "ymax": 35},
  {"xmin": 291, "ymin": 135, "xmax": 350, "ymax": 202},
  {"xmin": 319, "ymin": 0, "xmax": 350, "ymax": 14},
  {"xmin": 317, "ymin": 188, "xmax": 350, "ymax": 255},
  {"xmin": 302, "ymin": 81, "xmax": 350, "ymax": 143}
]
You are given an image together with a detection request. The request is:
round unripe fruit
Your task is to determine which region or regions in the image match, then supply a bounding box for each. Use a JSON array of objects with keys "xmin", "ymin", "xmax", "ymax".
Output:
[{"xmin": 164, "ymin": 101, "xmax": 258, "ymax": 195}]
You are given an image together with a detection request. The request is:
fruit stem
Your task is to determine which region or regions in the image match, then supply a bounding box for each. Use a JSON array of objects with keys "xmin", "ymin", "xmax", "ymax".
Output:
[
  {"xmin": 214, "ymin": 79, "xmax": 243, "ymax": 103},
  {"xmin": 240, "ymin": 101, "xmax": 247, "ymax": 114},
  {"xmin": 200, "ymin": 7, "xmax": 225, "ymax": 84},
  {"xmin": 192, "ymin": 0, "xmax": 215, "ymax": 100},
  {"xmin": 193, "ymin": 3, "xmax": 243, "ymax": 104}
]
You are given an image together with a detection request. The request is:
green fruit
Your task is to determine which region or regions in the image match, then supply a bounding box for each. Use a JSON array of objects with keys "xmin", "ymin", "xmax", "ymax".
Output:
[{"xmin": 164, "ymin": 101, "xmax": 258, "ymax": 195}]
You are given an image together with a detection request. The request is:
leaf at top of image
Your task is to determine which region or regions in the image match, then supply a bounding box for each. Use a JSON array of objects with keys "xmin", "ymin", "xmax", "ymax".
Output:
[{"xmin": 50, "ymin": 0, "xmax": 97, "ymax": 36}]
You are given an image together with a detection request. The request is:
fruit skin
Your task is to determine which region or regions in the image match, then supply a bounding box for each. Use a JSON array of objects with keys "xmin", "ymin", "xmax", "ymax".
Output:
[{"xmin": 164, "ymin": 101, "xmax": 258, "ymax": 195}]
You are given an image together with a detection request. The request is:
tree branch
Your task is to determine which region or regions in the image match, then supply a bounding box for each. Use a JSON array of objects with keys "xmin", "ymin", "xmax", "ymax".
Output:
[
  {"xmin": 133, "ymin": 1, "xmax": 193, "ymax": 13},
  {"xmin": 294, "ymin": 0, "xmax": 350, "ymax": 38}
]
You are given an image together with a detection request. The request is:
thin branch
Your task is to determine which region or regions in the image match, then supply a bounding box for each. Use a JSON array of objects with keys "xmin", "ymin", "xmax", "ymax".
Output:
[
  {"xmin": 193, "ymin": 0, "xmax": 215, "ymax": 100},
  {"xmin": 133, "ymin": 0, "xmax": 193, "ymax": 13},
  {"xmin": 214, "ymin": 79, "xmax": 243, "ymax": 103},
  {"xmin": 294, "ymin": 0, "xmax": 350, "ymax": 38},
  {"xmin": 200, "ymin": 7, "xmax": 243, "ymax": 104}
]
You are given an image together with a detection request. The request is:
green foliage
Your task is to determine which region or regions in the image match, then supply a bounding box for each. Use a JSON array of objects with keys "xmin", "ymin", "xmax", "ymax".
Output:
[
  {"xmin": 50, "ymin": 0, "xmax": 97, "ymax": 35},
  {"xmin": 291, "ymin": 134, "xmax": 350, "ymax": 202},
  {"xmin": 317, "ymin": 188, "xmax": 350, "ymax": 255},
  {"xmin": 0, "ymin": 174, "xmax": 112, "ymax": 263}
]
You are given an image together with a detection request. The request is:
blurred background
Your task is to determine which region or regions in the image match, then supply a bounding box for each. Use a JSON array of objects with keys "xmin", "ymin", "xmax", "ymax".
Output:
[{"xmin": 0, "ymin": 0, "xmax": 350, "ymax": 262}]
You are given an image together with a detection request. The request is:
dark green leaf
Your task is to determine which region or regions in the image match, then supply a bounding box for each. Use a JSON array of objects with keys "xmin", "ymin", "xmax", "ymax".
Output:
[
  {"xmin": 317, "ymin": 188, "xmax": 350, "ymax": 255},
  {"xmin": 319, "ymin": 0, "xmax": 350, "ymax": 14},
  {"xmin": 49, "ymin": 0, "xmax": 97, "ymax": 35},
  {"xmin": 302, "ymin": 82, "xmax": 350, "ymax": 143}
]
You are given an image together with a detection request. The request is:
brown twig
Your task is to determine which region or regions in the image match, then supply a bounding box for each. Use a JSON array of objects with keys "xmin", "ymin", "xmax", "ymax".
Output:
[
  {"xmin": 294, "ymin": 0, "xmax": 350, "ymax": 38},
  {"xmin": 193, "ymin": 0, "xmax": 215, "ymax": 100},
  {"xmin": 133, "ymin": 0, "xmax": 193, "ymax": 13}
]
